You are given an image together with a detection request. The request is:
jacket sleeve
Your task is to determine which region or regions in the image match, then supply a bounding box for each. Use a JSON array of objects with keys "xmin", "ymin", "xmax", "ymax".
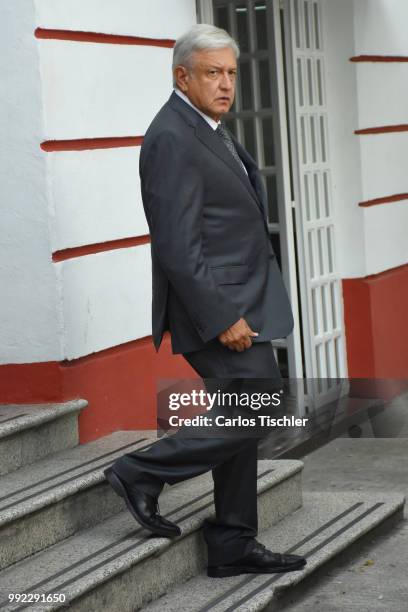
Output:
[{"xmin": 140, "ymin": 129, "xmax": 241, "ymax": 343}]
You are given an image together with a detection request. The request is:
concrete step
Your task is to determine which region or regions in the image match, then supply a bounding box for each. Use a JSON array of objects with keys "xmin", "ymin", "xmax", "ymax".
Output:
[
  {"xmin": 259, "ymin": 394, "xmax": 385, "ymax": 460},
  {"xmin": 0, "ymin": 460, "xmax": 303, "ymax": 611},
  {"xmin": 142, "ymin": 491, "xmax": 404, "ymax": 612},
  {"xmin": 0, "ymin": 400, "xmax": 87, "ymax": 477},
  {"xmin": 0, "ymin": 431, "xmax": 158, "ymax": 570}
]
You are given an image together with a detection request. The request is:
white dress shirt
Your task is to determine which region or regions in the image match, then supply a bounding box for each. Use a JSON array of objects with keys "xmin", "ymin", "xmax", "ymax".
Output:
[{"xmin": 174, "ymin": 88, "xmax": 219, "ymax": 131}]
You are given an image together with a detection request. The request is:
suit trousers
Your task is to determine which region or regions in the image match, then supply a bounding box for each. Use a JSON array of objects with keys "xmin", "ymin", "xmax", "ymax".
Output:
[{"xmin": 111, "ymin": 339, "xmax": 282, "ymax": 565}]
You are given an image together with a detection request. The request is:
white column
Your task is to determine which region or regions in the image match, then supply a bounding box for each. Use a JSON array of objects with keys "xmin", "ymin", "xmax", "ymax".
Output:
[{"xmin": 0, "ymin": 0, "xmax": 62, "ymax": 364}]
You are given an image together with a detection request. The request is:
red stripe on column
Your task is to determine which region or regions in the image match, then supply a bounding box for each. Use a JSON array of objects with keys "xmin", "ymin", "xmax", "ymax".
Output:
[
  {"xmin": 359, "ymin": 193, "xmax": 408, "ymax": 208},
  {"xmin": 41, "ymin": 136, "xmax": 143, "ymax": 152},
  {"xmin": 35, "ymin": 27, "xmax": 175, "ymax": 47},
  {"xmin": 0, "ymin": 362, "xmax": 63, "ymax": 403},
  {"xmin": 355, "ymin": 124, "xmax": 408, "ymax": 135},
  {"xmin": 53, "ymin": 236, "xmax": 150, "ymax": 262},
  {"xmin": 350, "ymin": 55, "xmax": 408, "ymax": 62}
]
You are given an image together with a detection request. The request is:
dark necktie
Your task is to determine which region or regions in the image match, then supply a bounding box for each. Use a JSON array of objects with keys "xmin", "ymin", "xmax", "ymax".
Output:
[{"xmin": 216, "ymin": 123, "xmax": 247, "ymax": 175}]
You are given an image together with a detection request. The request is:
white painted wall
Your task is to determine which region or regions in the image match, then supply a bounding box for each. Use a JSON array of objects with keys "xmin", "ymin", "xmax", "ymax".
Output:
[
  {"xmin": 42, "ymin": 0, "xmax": 196, "ymax": 360},
  {"xmin": 34, "ymin": 0, "xmax": 197, "ymax": 40},
  {"xmin": 38, "ymin": 41, "xmax": 173, "ymax": 139},
  {"xmin": 322, "ymin": 0, "xmax": 365, "ymax": 278},
  {"xmin": 322, "ymin": 0, "xmax": 408, "ymax": 278},
  {"xmin": 48, "ymin": 148, "xmax": 147, "ymax": 252},
  {"xmin": 1, "ymin": 0, "xmax": 196, "ymax": 364},
  {"xmin": 359, "ymin": 132, "xmax": 408, "ymax": 202},
  {"xmin": 352, "ymin": 0, "xmax": 408, "ymax": 276},
  {"xmin": 58, "ymin": 245, "xmax": 152, "ymax": 359},
  {"xmin": 0, "ymin": 0, "xmax": 61, "ymax": 364},
  {"xmin": 353, "ymin": 0, "xmax": 408, "ymax": 55},
  {"xmin": 355, "ymin": 63, "xmax": 408, "ymax": 128},
  {"xmin": 364, "ymin": 203, "xmax": 408, "ymax": 275}
]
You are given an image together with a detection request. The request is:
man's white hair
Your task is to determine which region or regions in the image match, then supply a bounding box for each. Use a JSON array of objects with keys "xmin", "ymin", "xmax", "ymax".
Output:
[{"xmin": 172, "ymin": 24, "xmax": 240, "ymax": 86}]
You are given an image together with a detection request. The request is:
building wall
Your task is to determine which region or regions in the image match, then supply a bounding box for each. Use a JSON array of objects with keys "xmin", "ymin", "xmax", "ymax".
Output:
[
  {"xmin": 0, "ymin": 0, "xmax": 62, "ymax": 364},
  {"xmin": 37, "ymin": 0, "xmax": 196, "ymax": 361},
  {"xmin": 353, "ymin": 0, "xmax": 408, "ymax": 277},
  {"xmin": 0, "ymin": 0, "xmax": 198, "ymax": 441},
  {"xmin": 323, "ymin": 0, "xmax": 408, "ymax": 379},
  {"xmin": 1, "ymin": 1, "xmax": 406, "ymax": 440},
  {"xmin": 322, "ymin": 0, "xmax": 365, "ymax": 279}
]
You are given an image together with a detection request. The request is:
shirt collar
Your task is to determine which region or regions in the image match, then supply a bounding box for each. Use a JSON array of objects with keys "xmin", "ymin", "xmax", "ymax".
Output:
[{"xmin": 174, "ymin": 88, "xmax": 220, "ymax": 131}]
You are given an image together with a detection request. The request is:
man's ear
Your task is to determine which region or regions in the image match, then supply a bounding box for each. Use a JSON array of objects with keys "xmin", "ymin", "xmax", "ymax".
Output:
[{"xmin": 174, "ymin": 66, "xmax": 189, "ymax": 93}]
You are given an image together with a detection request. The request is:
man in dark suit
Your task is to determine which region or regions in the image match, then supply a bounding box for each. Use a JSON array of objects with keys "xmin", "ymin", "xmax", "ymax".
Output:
[{"xmin": 105, "ymin": 24, "xmax": 306, "ymax": 577}]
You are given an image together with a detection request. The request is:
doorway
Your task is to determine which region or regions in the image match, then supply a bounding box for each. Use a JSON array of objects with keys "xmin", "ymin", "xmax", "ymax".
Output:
[{"xmin": 198, "ymin": 0, "xmax": 348, "ymax": 411}]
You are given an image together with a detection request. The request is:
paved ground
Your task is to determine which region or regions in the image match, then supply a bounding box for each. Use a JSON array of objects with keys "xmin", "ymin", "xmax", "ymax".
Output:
[{"xmin": 275, "ymin": 435, "xmax": 408, "ymax": 611}]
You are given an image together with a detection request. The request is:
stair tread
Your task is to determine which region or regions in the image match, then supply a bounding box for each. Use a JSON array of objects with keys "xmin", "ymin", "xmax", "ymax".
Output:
[
  {"xmin": 0, "ymin": 431, "xmax": 157, "ymax": 526},
  {"xmin": 0, "ymin": 400, "xmax": 87, "ymax": 440},
  {"xmin": 0, "ymin": 460, "xmax": 302, "ymax": 609},
  {"xmin": 142, "ymin": 491, "xmax": 404, "ymax": 612}
]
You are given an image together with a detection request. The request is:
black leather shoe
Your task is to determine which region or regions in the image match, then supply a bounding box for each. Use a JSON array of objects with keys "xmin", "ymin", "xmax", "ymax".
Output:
[
  {"xmin": 207, "ymin": 542, "xmax": 306, "ymax": 577},
  {"xmin": 104, "ymin": 466, "xmax": 181, "ymax": 538}
]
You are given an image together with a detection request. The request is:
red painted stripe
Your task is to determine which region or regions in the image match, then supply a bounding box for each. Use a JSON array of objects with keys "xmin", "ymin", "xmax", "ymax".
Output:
[
  {"xmin": 359, "ymin": 193, "xmax": 408, "ymax": 208},
  {"xmin": 350, "ymin": 55, "xmax": 408, "ymax": 62},
  {"xmin": 41, "ymin": 136, "xmax": 143, "ymax": 152},
  {"xmin": 355, "ymin": 124, "xmax": 408, "ymax": 135},
  {"xmin": 53, "ymin": 235, "xmax": 150, "ymax": 262},
  {"xmin": 35, "ymin": 27, "xmax": 175, "ymax": 47},
  {"xmin": 0, "ymin": 362, "xmax": 63, "ymax": 404},
  {"xmin": 342, "ymin": 262, "xmax": 408, "ymax": 384},
  {"xmin": 0, "ymin": 333, "xmax": 196, "ymax": 443}
]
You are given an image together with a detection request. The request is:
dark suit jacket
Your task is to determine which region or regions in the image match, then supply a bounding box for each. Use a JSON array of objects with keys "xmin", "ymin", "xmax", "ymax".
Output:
[{"xmin": 139, "ymin": 91, "xmax": 294, "ymax": 354}]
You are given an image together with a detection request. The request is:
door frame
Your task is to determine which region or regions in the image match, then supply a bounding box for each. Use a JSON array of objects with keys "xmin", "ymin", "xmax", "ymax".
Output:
[{"xmin": 197, "ymin": 0, "xmax": 350, "ymax": 413}]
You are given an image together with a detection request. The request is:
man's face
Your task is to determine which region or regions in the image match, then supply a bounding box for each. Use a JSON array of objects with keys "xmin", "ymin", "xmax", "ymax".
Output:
[{"xmin": 175, "ymin": 47, "xmax": 237, "ymax": 121}]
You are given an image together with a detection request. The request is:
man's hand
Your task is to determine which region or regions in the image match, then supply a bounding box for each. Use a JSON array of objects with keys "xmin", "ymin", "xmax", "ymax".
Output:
[{"xmin": 218, "ymin": 317, "xmax": 259, "ymax": 352}]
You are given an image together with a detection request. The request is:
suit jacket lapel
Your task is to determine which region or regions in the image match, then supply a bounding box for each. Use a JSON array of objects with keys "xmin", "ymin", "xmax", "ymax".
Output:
[
  {"xmin": 194, "ymin": 120, "xmax": 263, "ymax": 213},
  {"xmin": 168, "ymin": 92, "xmax": 264, "ymax": 217}
]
